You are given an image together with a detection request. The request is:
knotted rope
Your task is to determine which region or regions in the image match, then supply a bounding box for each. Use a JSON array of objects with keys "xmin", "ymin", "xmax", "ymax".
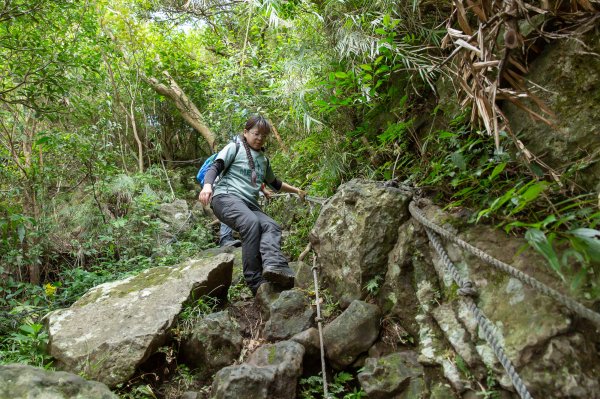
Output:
[
  {"xmin": 409, "ymin": 201, "xmax": 600, "ymax": 328},
  {"xmin": 426, "ymin": 227, "xmax": 533, "ymax": 399}
]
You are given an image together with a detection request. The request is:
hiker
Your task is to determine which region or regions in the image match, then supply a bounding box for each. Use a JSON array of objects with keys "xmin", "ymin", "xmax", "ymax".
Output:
[{"xmin": 199, "ymin": 115, "xmax": 305, "ymax": 294}]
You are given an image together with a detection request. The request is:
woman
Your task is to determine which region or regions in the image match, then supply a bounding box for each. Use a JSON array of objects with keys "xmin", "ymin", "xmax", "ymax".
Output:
[{"xmin": 199, "ymin": 115, "xmax": 305, "ymax": 294}]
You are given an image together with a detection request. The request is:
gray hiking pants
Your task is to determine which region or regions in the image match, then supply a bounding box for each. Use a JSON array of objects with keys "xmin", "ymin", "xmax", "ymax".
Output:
[{"xmin": 211, "ymin": 194, "xmax": 289, "ymax": 292}]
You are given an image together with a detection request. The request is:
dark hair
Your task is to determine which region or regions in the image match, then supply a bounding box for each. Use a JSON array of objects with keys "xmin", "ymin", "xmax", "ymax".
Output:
[
  {"xmin": 240, "ymin": 115, "xmax": 271, "ymax": 187},
  {"xmin": 244, "ymin": 115, "xmax": 271, "ymax": 136}
]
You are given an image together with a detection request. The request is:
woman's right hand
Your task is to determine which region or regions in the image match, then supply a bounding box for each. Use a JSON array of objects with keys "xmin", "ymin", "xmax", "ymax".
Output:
[{"xmin": 199, "ymin": 184, "xmax": 213, "ymax": 206}]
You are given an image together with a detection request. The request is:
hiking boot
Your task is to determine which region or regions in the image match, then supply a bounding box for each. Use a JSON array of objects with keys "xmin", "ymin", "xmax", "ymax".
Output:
[{"xmin": 262, "ymin": 266, "xmax": 295, "ymax": 289}]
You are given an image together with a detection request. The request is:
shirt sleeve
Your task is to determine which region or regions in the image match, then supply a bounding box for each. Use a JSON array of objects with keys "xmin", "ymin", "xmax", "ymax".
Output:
[
  {"xmin": 204, "ymin": 159, "xmax": 224, "ymax": 185},
  {"xmin": 217, "ymin": 142, "xmax": 238, "ymax": 167},
  {"xmin": 204, "ymin": 143, "xmax": 237, "ymax": 185}
]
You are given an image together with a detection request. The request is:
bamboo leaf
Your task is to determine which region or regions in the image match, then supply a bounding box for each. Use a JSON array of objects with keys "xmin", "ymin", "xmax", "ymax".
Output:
[
  {"xmin": 488, "ymin": 162, "xmax": 506, "ymax": 181},
  {"xmin": 525, "ymin": 228, "xmax": 564, "ymax": 281}
]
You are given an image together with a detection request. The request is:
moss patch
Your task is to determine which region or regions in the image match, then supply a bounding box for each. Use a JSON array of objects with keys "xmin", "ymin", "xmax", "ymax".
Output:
[
  {"xmin": 75, "ymin": 266, "xmax": 184, "ymax": 306},
  {"xmin": 268, "ymin": 345, "xmax": 277, "ymax": 364}
]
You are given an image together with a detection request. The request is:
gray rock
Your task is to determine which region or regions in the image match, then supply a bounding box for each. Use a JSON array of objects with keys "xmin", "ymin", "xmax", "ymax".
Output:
[
  {"xmin": 415, "ymin": 306, "xmax": 471, "ymax": 392},
  {"xmin": 323, "ymin": 300, "xmax": 381, "ymax": 369},
  {"xmin": 0, "ymin": 364, "xmax": 117, "ymax": 399},
  {"xmin": 212, "ymin": 341, "xmax": 305, "ymax": 399},
  {"xmin": 428, "ymin": 216, "xmax": 572, "ymax": 368},
  {"xmin": 211, "ymin": 364, "xmax": 274, "ymax": 399},
  {"xmin": 290, "ymin": 261, "xmax": 313, "ymax": 290},
  {"xmin": 180, "ymin": 311, "xmax": 243, "ymax": 375},
  {"xmin": 367, "ymin": 341, "xmax": 397, "ymax": 359},
  {"xmin": 418, "ymin": 204, "xmax": 597, "ymax": 396},
  {"xmin": 430, "ymin": 382, "xmax": 459, "ymax": 399},
  {"xmin": 159, "ymin": 199, "xmax": 191, "ymax": 232},
  {"xmin": 377, "ymin": 220, "xmax": 422, "ymax": 334},
  {"xmin": 309, "ymin": 179, "xmax": 411, "ymax": 307},
  {"xmin": 180, "ymin": 392, "xmax": 198, "ymax": 399},
  {"xmin": 502, "ymin": 28, "xmax": 600, "ymax": 192},
  {"xmin": 263, "ymin": 290, "xmax": 315, "ymax": 340},
  {"xmin": 519, "ymin": 333, "xmax": 600, "ymax": 398},
  {"xmin": 255, "ymin": 282, "xmax": 280, "ymax": 321},
  {"xmin": 46, "ymin": 253, "xmax": 234, "ymax": 387},
  {"xmin": 358, "ymin": 352, "xmax": 425, "ymax": 399},
  {"xmin": 431, "ymin": 303, "xmax": 480, "ymax": 369},
  {"xmin": 290, "ymin": 327, "xmax": 321, "ymax": 359}
]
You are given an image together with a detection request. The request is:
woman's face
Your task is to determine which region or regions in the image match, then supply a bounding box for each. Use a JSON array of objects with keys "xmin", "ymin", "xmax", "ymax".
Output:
[{"xmin": 243, "ymin": 126, "xmax": 268, "ymax": 150}]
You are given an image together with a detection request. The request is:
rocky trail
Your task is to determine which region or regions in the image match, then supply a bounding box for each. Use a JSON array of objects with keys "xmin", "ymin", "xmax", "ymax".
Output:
[{"xmin": 1, "ymin": 180, "xmax": 599, "ymax": 399}]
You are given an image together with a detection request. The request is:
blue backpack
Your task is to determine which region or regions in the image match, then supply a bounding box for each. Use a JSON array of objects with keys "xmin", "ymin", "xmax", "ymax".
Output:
[{"xmin": 196, "ymin": 142, "xmax": 240, "ymax": 186}]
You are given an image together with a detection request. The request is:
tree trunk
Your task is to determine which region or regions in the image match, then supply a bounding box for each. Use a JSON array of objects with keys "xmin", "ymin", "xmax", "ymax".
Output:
[
  {"xmin": 143, "ymin": 71, "xmax": 216, "ymax": 150},
  {"xmin": 269, "ymin": 123, "xmax": 288, "ymax": 154},
  {"xmin": 129, "ymin": 101, "xmax": 144, "ymax": 173}
]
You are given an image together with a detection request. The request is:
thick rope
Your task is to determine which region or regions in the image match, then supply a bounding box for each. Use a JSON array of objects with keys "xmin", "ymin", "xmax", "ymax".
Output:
[
  {"xmin": 425, "ymin": 228, "xmax": 477, "ymax": 297},
  {"xmin": 427, "ymin": 227, "xmax": 533, "ymax": 399},
  {"xmin": 312, "ymin": 255, "xmax": 329, "ymax": 397},
  {"xmin": 409, "ymin": 201, "xmax": 600, "ymax": 327}
]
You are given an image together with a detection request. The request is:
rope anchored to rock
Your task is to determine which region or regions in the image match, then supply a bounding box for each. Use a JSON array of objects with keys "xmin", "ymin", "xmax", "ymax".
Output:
[
  {"xmin": 409, "ymin": 201, "xmax": 600, "ymax": 328},
  {"xmin": 426, "ymin": 227, "xmax": 533, "ymax": 399}
]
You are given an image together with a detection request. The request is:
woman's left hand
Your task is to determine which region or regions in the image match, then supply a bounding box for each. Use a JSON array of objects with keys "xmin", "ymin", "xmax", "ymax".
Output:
[{"xmin": 297, "ymin": 189, "xmax": 307, "ymax": 202}]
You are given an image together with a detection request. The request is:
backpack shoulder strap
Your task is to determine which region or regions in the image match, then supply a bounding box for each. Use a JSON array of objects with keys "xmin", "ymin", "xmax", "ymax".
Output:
[{"xmin": 222, "ymin": 142, "xmax": 241, "ymax": 177}]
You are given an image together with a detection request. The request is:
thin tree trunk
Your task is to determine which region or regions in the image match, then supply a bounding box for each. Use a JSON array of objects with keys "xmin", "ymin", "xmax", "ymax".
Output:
[
  {"xmin": 23, "ymin": 112, "xmax": 40, "ymax": 284},
  {"xmin": 269, "ymin": 123, "xmax": 288, "ymax": 154},
  {"xmin": 129, "ymin": 101, "xmax": 144, "ymax": 173},
  {"xmin": 143, "ymin": 71, "xmax": 216, "ymax": 150}
]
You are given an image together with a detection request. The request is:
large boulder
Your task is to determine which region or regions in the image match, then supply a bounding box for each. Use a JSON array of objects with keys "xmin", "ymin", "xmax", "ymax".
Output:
[
  {"xmin": 502, "ymin": 28, "xmax": 600, "ymax": 191},
  {"xmin": 428, "ymin": 217, "xmax": 572, "ymax": 369},
  {"xmin": 46, "ymin": 253, "xmax": 234, "ymax": 387},
  {"xmin": 180, "ymin": 310, "xmax": 243, "ymax": 376},
  {"xmin": 0, "ymin": 364, "xmax": 117, "ymax": 399},
  {"xmin": 323, "ymin": 300, "xmax": 381, "ymax": 369},
  {"xmin": 211, "ymin": 341, "xmax": 305, "ymax": 399},
  {"xmin": 418, "ymin": 204, "xmax": 599, "ymax": 396},
  {"xmin": 263, "ymin": 290, "xmax": 315, "ymax": 341},
  {"xmin": 309, "ymin": 179, "xmax": 411, "ymax": 307}
]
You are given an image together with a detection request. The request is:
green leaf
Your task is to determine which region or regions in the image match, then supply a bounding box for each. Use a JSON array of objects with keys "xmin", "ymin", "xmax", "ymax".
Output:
[
  {"xmin": 570, "ymin": 228, "xmax": 600, "ymax": 238},
  {"xmin": 510, "ymin": 181, "xmax": 548, "ymax": 214},
  {"xmin": 438, "ymin": 131, "xmax": 457, "ymax": 139},
  {"xmin": 375, "ymin": 65, "xmax": 390, "ymax": 75},
  {"xmin": 525, "ymin": 228, "xmax": 564, "ymax": 281},
  {"xmin": 359, "ymin": 64, "xmax": 372, "ymax": 71},
  {"xmin": 569, "ymin": 229, "xmax": 600, "ymax": 262},
  {"xmin": 334, "ymin": 71, "xmax": 348, "ymax": 79},
  {"xmin": 35, "ymin": 137, "xmax": 50, "ymax": 145},
  {"xmin": 383, "ymin": 14, "xmax": 391, "ymax": 26},
  {"xmin": 450, "ymin": 151, "xmax": 466, "ymax": 171},
  {"xmin": 488, "ymin": 162, "xmax": 506, "ymax": 181}
]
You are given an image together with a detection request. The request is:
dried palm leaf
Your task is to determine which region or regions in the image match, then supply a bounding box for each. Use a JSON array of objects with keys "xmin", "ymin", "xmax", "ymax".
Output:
[{"xmin": 439, "ymin": 0, "xmax": 599, "ymax": 182}]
